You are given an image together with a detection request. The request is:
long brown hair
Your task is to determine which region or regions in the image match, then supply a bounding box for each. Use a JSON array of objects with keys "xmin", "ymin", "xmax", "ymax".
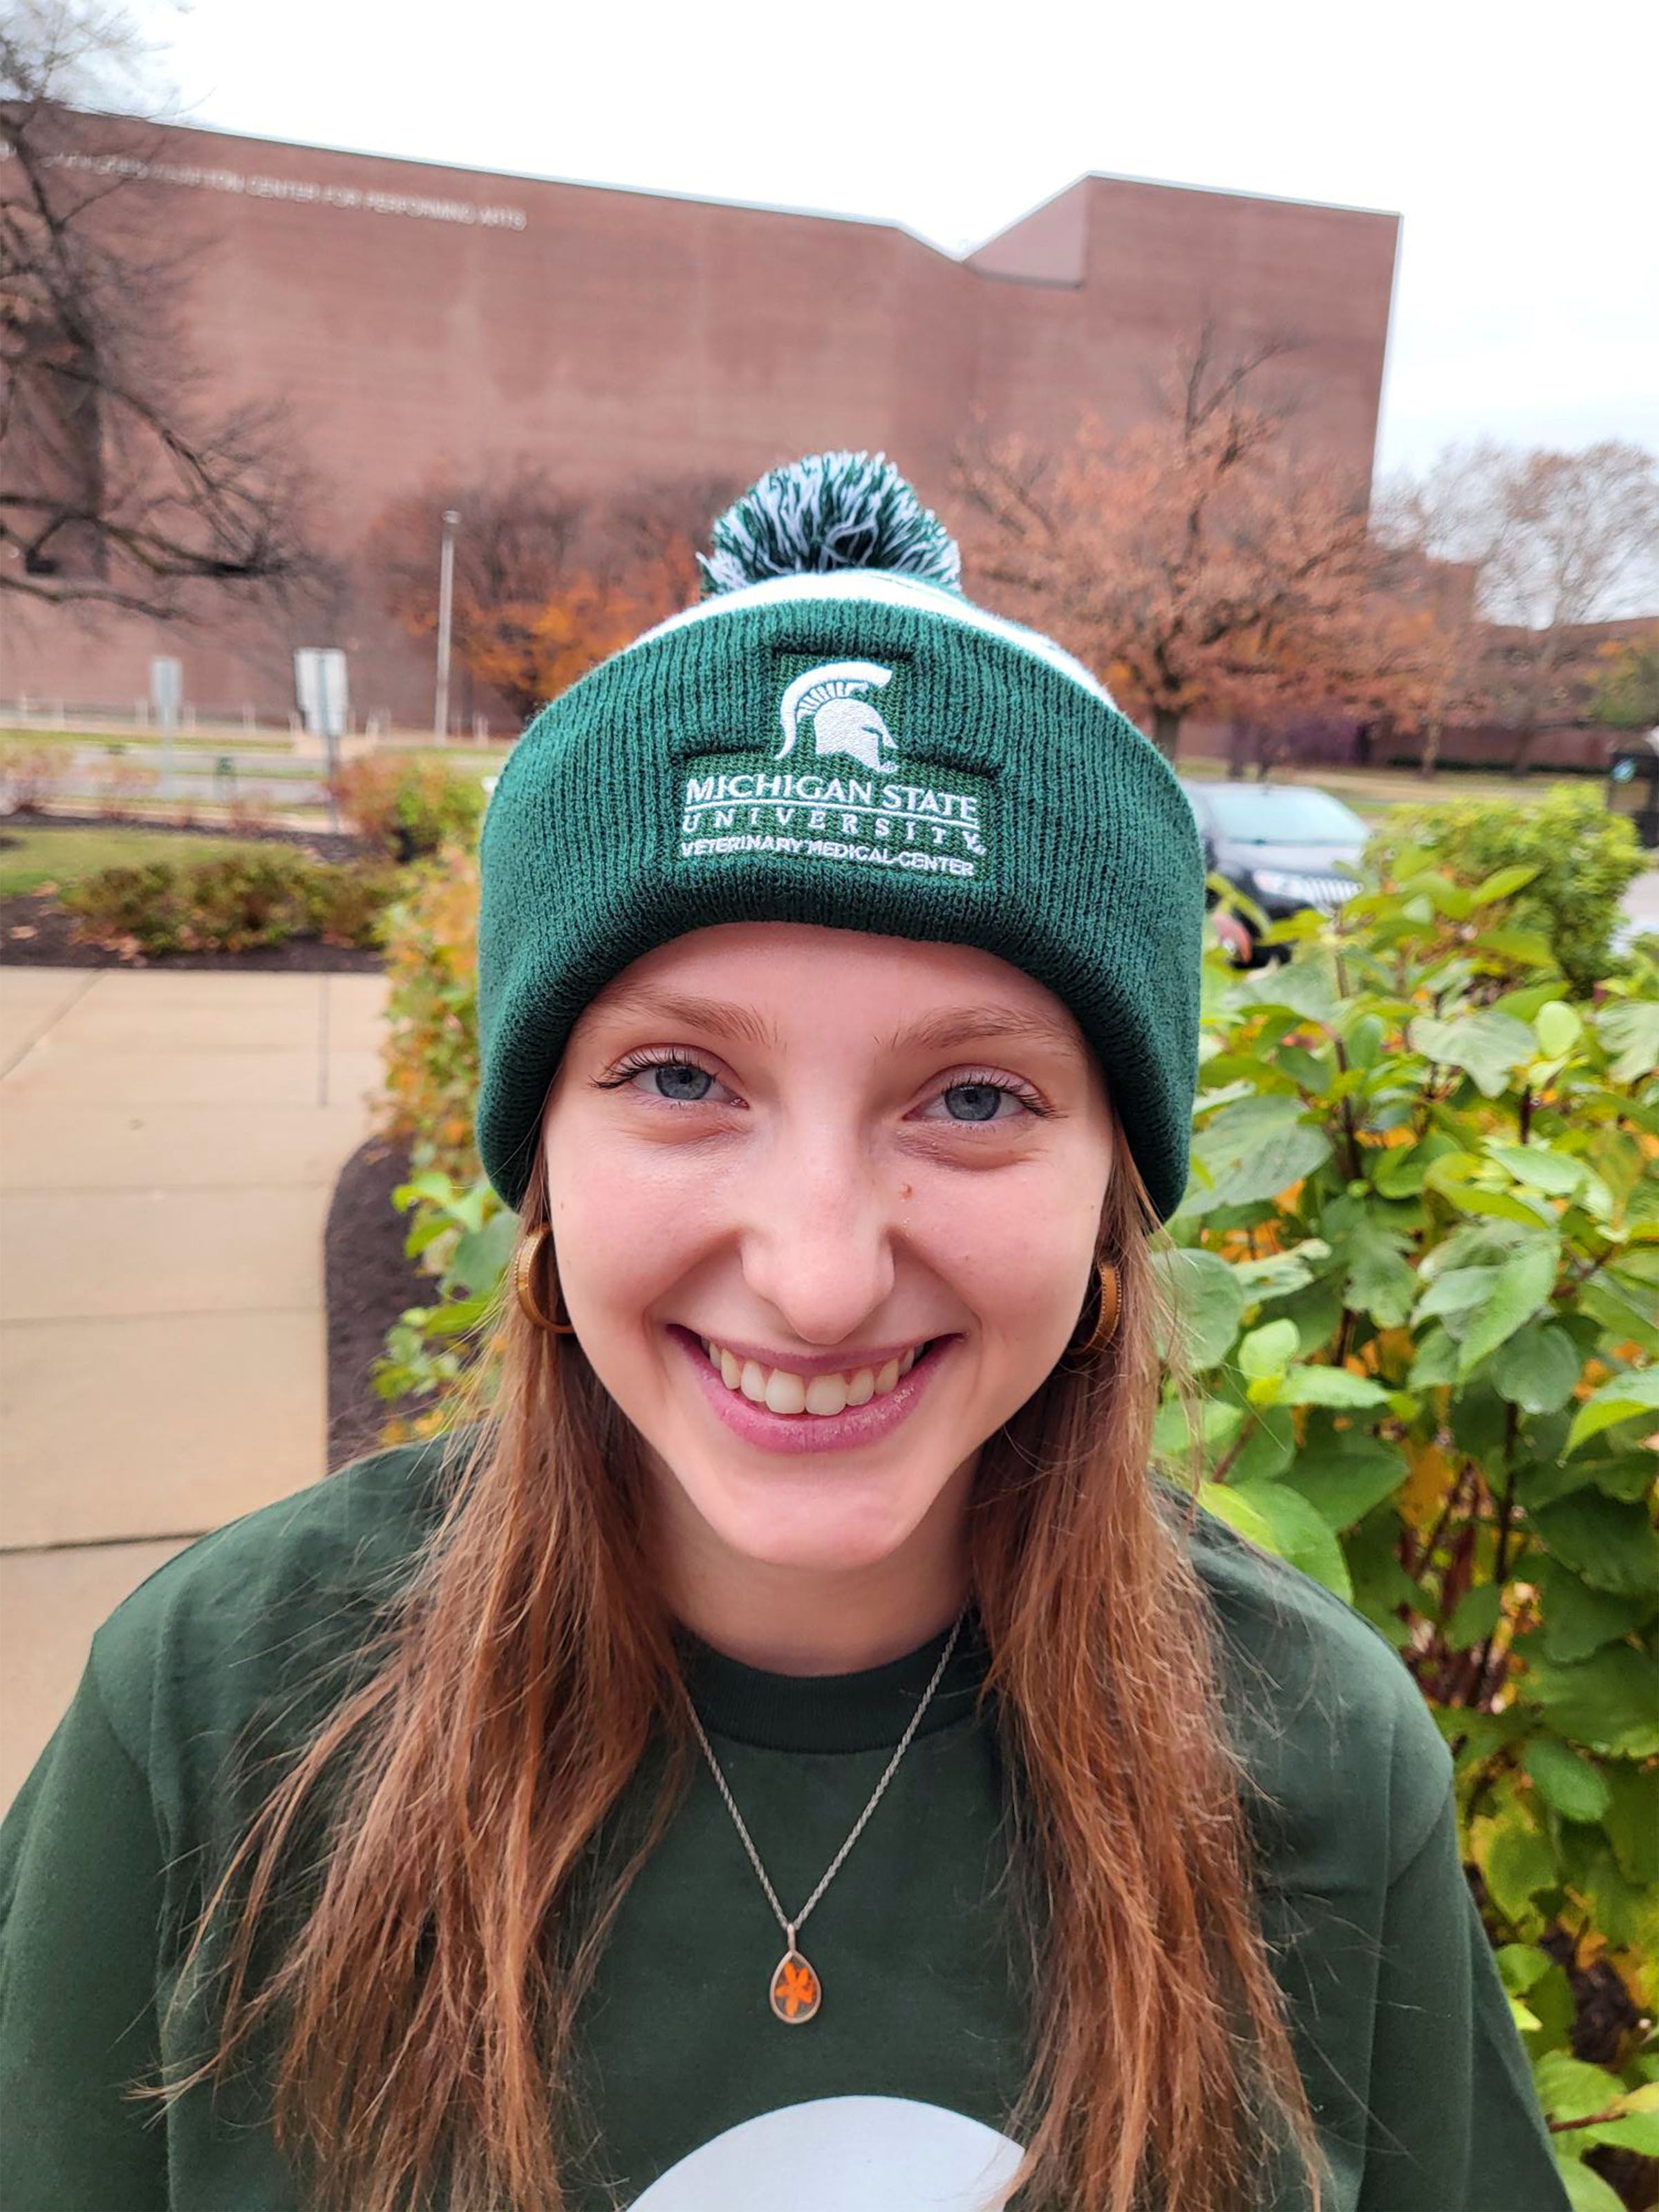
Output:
[{"xmin": 138, "ymin": 1099, "xmax": 1327, "ymax": 2212}]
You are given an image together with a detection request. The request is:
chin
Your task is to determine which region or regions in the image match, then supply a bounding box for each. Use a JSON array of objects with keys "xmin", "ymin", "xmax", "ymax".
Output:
[{"xmin": 679, "ymin": 1452, "xmax": 959, "ymax": 1581}]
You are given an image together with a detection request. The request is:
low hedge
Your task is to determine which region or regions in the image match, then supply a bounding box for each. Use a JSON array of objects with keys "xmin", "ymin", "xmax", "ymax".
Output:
[
  {"xmin": 62, "ymin": 848, "xmax": 400, "ymax": 955},
  {"xmin": 323, "ymin": 753, "xmax": 487, "ymax": 862}
]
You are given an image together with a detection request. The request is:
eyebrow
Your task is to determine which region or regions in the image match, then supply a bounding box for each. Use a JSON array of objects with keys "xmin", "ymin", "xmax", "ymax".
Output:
[
  {"xmin": 585, "ymin": 988, "xmax": 779, "ymax": 1050},
  {"xmin": 877, "ymin": 1004, "xmax": 1087, "ymax": 1059},
  {"xmin": 585, "ymin": 988, "xmax": 1082, "ymax": 1061}
]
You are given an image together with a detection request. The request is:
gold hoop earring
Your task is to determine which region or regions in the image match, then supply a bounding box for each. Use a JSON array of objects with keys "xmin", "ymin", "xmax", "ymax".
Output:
[
  {"xmin": 514, "ymin": 1224, "xmax": 577, "ymax": 1335},
  {"xmin": 1065, "ymin": 1258, "xmax": 1120, "ymax": 1361}
]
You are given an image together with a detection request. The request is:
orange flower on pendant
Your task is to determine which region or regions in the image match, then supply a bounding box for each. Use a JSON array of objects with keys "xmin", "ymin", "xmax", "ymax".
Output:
[{"xmin": 770, "ymin": 1950, "xmax": 822, "ymax": 2024}]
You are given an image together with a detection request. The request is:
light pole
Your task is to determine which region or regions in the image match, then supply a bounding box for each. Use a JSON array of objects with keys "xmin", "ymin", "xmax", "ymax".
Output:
[{"xmin": 433, "ymin": 507, "xmax": 460, "ymax": 742}]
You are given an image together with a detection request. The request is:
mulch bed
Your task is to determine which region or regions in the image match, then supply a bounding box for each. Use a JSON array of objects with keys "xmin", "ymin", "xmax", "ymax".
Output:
[
  {"xmin": 325, "ymin": 1130, "xmax": 437, "ymax": 1470},
  {"xmin": 0, "ymin": 813, "xmax": 386, "ymax": 972}
]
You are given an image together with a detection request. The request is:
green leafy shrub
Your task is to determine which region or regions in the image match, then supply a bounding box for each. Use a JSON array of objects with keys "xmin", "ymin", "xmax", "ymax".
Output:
[
  {"xmin": 324, "ymin": 753, "xmax": 487, "ymax": 861},
  {"xmin": 1162, "ymin": 876, "xmax": 1658, "ymax": 2206},
  {"xmin": 366, "ymin": 843, "xmax": 508, "ymax": 1437},
  {"xmin": 62, "ymin": 850, "xmax": 399, "ymax": 955},
  {"xmin": 370, "ymin": 837, "xmax": 1659, "ymax": 2204},
  {"xmin": 1370, "ymin": 783, "xmax": 1647, "ymax": 998}
]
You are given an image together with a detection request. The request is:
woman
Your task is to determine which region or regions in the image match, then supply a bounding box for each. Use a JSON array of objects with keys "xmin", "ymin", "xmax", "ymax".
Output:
[{"xmin": 1, "ymin": 455, "xmax": 1567, "ymax": 2212}]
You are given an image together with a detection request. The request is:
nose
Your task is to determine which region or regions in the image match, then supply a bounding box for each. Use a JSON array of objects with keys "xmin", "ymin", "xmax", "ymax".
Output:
[{"xmin": 735, "ymin": 1116, "xmax": 897, "ymax": 1348}]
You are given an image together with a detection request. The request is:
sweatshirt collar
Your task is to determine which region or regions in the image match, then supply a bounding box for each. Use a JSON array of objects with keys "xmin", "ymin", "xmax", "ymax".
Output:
[{"xmin": 677, "ymin": 1611, "xmax": 989, "ymax": 1754}]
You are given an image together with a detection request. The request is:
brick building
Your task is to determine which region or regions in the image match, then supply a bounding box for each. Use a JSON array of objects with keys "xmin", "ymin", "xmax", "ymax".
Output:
[{"xmin": 1, "ymin": 124, "xmax": 1400, "ymax": 729}]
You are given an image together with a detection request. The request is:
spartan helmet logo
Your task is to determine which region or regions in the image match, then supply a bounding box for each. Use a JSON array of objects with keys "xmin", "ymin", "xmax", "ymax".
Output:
[{"xmin": 775, "ymin": 660, "xmax": 897, "ymax": 774}]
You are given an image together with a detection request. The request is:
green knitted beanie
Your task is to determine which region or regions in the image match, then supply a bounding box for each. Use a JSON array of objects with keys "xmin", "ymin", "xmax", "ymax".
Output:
[{"xmin": 475, "ymin": 453, "xmax": 1205, "ymax": 1221}]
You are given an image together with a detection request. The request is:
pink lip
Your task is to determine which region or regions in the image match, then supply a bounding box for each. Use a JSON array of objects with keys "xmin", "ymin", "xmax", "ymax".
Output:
[{"xmin": 669, "ymin": 1324, "xmax": 953, "ymax": 1456}]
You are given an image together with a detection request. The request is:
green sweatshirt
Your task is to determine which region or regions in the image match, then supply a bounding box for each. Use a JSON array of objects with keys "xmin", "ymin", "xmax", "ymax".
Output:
[{"xmin": 1, "ymin": 1434, "xmax": 1569, "ymax": 2212}]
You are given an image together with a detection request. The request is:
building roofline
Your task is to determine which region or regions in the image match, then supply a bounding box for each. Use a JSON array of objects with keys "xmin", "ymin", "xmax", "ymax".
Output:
[
  {"xmin": 965, "ymin": 169, "xmax": 1400, "ymax": 261},
  {"xmin": 102, "ymin": 110, "xmax": 957, "ymax": 258},
  {"xmin": 88, "ymin": 111, "xmax": 1401, "ymax": 264}
]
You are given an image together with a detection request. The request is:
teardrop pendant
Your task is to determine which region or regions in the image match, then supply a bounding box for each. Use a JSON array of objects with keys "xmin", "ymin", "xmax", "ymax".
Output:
[{"xmin": 769, "ymin": 1939, "xmax": 822, "ymax": 2025}]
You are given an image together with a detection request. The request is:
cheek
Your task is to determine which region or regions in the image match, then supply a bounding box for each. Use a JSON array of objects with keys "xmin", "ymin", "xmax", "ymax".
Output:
[
  {"xmin": 911, "ymin": 1164, "xmax": 1105, "ymax": 1347},
  {"xmin": 542, "ymin": 1121, "xmax": 722, "ymax": 1335}
]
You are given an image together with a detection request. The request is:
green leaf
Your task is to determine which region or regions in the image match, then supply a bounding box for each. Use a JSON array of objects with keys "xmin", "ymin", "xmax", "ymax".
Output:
[
  {"xmin": 1535, "ymin": 2050, "xmax": 1631, "ymax": 2124},
  {"xmin": 1527, "ymin": 1645, "xmax": 1659, "ymax": 1758},
  {"xmin": 1477, "ymin": 928, "xmax": 1557, "ymax": 966},
  {"xmin": 1416, "ymin": 1264, "xmax": 1497, "ymax": 1324},
  {"xmin": 1342, "ymin": 1215, "xmax": 1417, "ymax": 1328},
  {"xmin": 1537, "ymin": 1558, "xmax": 1659, "ymax": 1665},
  {"xmin": 1371, "ymin": 1131, "xmax": 1460, "ymax": 1199},
  {"xmin": 1456, "ymin": 1241, "xmax": 1560, "ymax": 1376},
  {"xmin": 1494, "ymin": 1942, "xmax": 1554, "ymax": 1996},
  {"xmin": 421, "ymin": 1292, "xmax": 493, "ymax": 1339},
  {"xmin": 1596, "ymin": 997, "xmax": 1659, "ymax": 1082},
  {"xmin": 1277, "ymin": 1365, "xmax": 1389, "ymax": 1408},
  {"xmin": 1552, "ymin": 2158, "xmax": 1624, "ymax": 2212},
  {"xmin": 1152, "ymin": 1394, "xmax": 1244, "ymax": 1460},
  {"xmin": 1280, "ymin": 1434, "xmax": 1405, "ymax": 1530},
  {"xmin": 1409, "ymin": 1007, "xmax": 1539, "ymax": 1096},
  {"xmin": 1580, "ymin": 2112, "xmax": 1659, "ymax": 2156},
  {"xmin": 1578, "ymin": 1273, "xmax": 1659, "ymax": 1358},
  {"xmin": 1239, "ymin": 959, "xmax": 1342, "ymax": 1027},
  {"xmin": 1484, "ymin": 1142, "xmax": 1587, "ymax": 1198},
  {"xmin": 1228, "ymin": 1405, "xmax": 1297, "ymax": 1484},
  {"xmin": 1529, "ymin": 1492, "xmax": 1659, "ymax": 1597},
  {"xmin": 1483, "ymin": 1816, "xmax": 1558, "ymax": 1924},
  {"xmin": 1489, "ymin": 1323, "xmax": 1583, "ymax": 1414},
  {"xmin": 1447, "ymin": 1582, "xmax": 1503, "ymax": 1650},
  {"xmin": 1192, "ymin": 1092, "xmax": 1304, "ymax": 1161},
  {"xmin": 1197, "ymin": 1480, "xmax": 1277, "ymax": 1551},
  {"xmin": 1564, "ymin": 1365, "xmax": 1659, "ymax": 1454},
  {"xmin": 1207, "ymin": 1123, "xmax": 1335, "ymax": 1210},
  {"xmin": 1405, "ymin": 1325, "xmax": 1457, "ymax": 1388},
  {"xmin": 448, "ymin": 1210, "xmax": 518, "ymax": 1298},
  {"xmin": 1472, "ymin": 861, "xmax": 1545, "ymax": 906},
  {"xmin": 1227, "ymin": 1239, "xmax": 1331, "ymax": 1302},
  {"xmin": 1521, "ymin": 1738, "xmax": 1612, "ymax": 1824},
  {"xmin": 1152, "ymin": 1246, "xmax": 1247, "ymax": 1369},
  {"xmin": 1238, "ymin": 1318, "xmax": 1300, "ymax": 1381},
  {"xmin": 1229, "ymin": 1479, "xmax": 1354, "ymax": 1602},
  {"xmin": 1603, "ymin": 1764, "xmax": 1659, "ymax": 1888}
]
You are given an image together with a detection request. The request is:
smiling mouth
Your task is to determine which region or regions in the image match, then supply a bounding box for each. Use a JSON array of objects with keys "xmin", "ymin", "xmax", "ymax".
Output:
[{"xmin": 698, "ymin": 1338, "xmax": 930, "ymax": 1418}]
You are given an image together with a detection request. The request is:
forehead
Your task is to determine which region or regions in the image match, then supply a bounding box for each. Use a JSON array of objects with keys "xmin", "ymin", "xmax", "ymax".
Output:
[{"xmin": 572, "ymin": 922, "xmax": 1090, "ymax": 1057}]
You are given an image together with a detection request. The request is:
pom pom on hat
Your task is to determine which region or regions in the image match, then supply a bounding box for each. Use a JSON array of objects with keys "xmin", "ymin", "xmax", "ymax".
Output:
[{"xmin": 698, "ymin": 450, "xmax": 962, "ymax": 598}]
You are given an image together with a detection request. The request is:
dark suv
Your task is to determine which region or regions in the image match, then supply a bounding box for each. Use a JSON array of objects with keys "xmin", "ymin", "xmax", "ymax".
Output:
[{"xmin": 1179, "ymin": 780, "xmax": 1370, "ymax": 964}]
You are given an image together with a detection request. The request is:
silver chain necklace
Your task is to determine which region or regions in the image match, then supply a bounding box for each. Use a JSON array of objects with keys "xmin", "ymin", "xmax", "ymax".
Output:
[{"xmin": 684, "ymin": 1609, "xmax": 968, "ymax": 2026}]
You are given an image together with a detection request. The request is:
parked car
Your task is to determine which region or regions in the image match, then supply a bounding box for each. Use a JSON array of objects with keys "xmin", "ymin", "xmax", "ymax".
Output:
[{"xmin": 1180, "ymin": 780, "xmax": 1370, "ymax": 965}]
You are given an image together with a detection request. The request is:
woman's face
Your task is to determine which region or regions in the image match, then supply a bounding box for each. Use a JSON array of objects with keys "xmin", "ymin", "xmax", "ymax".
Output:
[{"xmin": 541, "ymin": 923, "xmax": 1114, "ymax": 1606}]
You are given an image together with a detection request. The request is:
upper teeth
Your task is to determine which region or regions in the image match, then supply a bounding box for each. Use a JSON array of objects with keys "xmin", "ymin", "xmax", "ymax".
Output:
[{"xmin": 701, "ymin": 1340, "xmax": 923, "ymax": 1416}]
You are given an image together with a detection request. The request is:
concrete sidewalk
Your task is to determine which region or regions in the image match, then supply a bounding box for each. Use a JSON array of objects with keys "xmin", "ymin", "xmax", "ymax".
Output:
[{"xmin": 0, "ymin": 968, "xmax": 389, "ymax": 1813}]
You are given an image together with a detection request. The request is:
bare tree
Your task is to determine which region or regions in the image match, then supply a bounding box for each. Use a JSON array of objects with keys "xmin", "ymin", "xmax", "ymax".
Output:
[
  {"xmin": 953, "ymin": 328, "xmax": 1400, "ymax": 760},
  {"xmin": 0, "ymin": 1, "xmax": 328, "ymax": 618},
  {"xmin": 1376, "ymin": 439, "xmax": 1659, "ymax": 776}
]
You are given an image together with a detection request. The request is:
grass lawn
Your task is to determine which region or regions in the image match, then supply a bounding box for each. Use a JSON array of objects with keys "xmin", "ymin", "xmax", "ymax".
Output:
[
  {"xmin": 0, "ymin": 823, "xmax": 279, "ymax": 899},
  {"xmin": 1, "ymin": 725, "xmax": 297, "ymax": 756},
  {"xmin": 390, "ymin": 741, "xmax": 516, "ymax": 774},
  {"xmin": 3, "ymin": 729, "xmax": 513, "ymax": 778}
]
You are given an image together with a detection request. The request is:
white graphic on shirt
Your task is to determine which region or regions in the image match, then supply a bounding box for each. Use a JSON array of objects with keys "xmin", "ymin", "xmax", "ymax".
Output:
[
  {"xmin": 630, "ymin": 2094, "xmax": 1022, "ymax": 2209},
  {"xmin": 775, "ymin": 662, "xmax": 896, "ymax": 773}
]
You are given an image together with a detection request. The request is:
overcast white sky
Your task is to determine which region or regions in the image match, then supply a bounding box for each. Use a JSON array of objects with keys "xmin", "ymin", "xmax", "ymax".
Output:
[{"xmin": 129, "ymin": 0, "xmax": 1657, "ymax": 483}]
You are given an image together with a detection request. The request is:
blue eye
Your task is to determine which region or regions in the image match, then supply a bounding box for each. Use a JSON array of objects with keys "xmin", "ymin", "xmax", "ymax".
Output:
[
  {"xmin": 940, "ymin": 1082, "xmax": 1011, "ymax": 1123},
  {"xmin": 634, "ymin": 1062, "xmax": 715, "ymax": 1101}
]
